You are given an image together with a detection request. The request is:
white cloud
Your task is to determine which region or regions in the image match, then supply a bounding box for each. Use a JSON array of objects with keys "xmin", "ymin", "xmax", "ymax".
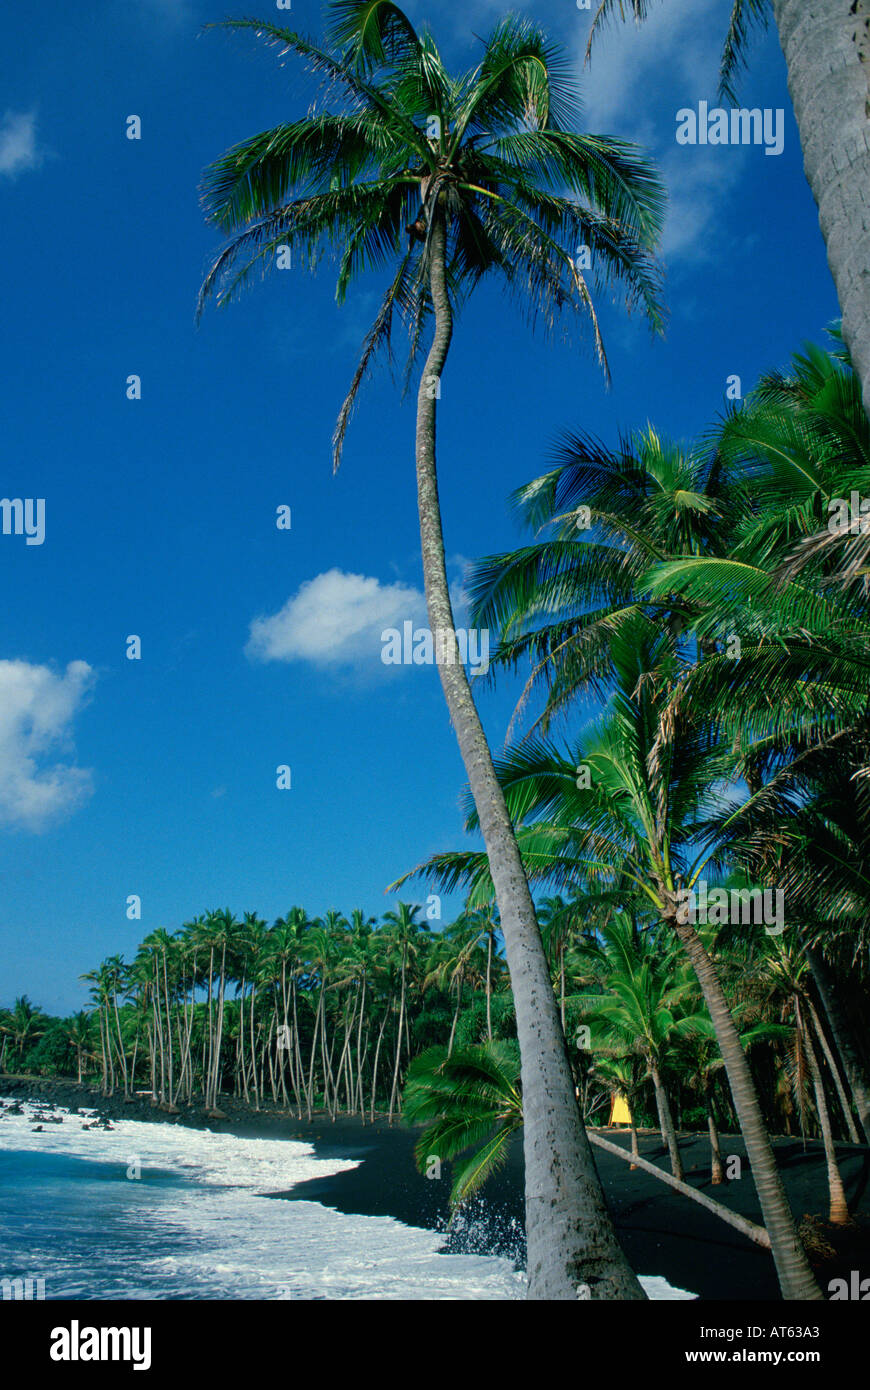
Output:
[
  {"xmin": 0, "ymin": 659, "xmax": 95, "ymax": 831},
  {"xmin": 246, "ymin": 569, "xmax": 428, "ymax": 670},
  {"xmin": 0, "ymin": 111, "xmax": 42, "ymax": 179}
]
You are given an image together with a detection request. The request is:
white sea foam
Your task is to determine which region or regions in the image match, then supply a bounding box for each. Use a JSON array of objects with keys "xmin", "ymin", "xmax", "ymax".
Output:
[{"xmin": 0, "ymin": 1097, "xmax": 696, "ymax": 1300}]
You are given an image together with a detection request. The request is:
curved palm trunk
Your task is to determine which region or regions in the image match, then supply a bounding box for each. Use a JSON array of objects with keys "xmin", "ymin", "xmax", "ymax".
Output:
[
  {"xmin": 589, "ymin": 1133, "xmax": 770, "ymax": 1247},
  {"xmin": 447, "ymin": 975, "xmax": 463, "ymax": 1057},
  {"xmin": 807, "ymin": 997, "xmax": 861, "ymax": 1145},
  {"xmin": 797, "ymin": 997, "xmax": 850, "ymax": 1224},
  {"xmin": 355, "ymin": 972, "xmax": 367, "ymax": 1118},
  {"xmin": 291, "ymin": 976, "xmax": 306, "ymax": 1119},
  {"xmin": 417, "ymin": 207, "xmax": 643, "ymax": 1300},
  {"xmin": 649, "ymin": 1060, "xmax": 684, "ymax": 1181},
  {"xmin": 670, "ymin": 910, "xmax": 823, "ymax": 1298},
  {"xmin": 772, "ymin": 0, "xmax": 870, "ymax": 417},
  {"xmin": 210, "ymin": 944, "xmax": 227, "ymax": 1113},
  {"xmin": 806, "ymin": 946, "xmax": 870, "ymax": 1142},
  {"xmin": 388, "ymin": 953, "xmax": 406, "ymax": 1123},
  {"xmin": 706, "ymin": 1089, "xmax": 725, "ymax": 1186},
  {"xmin": 162, "ymin": 951, "xmax": 174, "ymax": 1105},
  {"xmin": 486, "ymin": 932, "xmax": 493, "ymax": 1042},
  {"xmin": 370, "ymin": 1008, "xmax": 389, "ymax": 1122},
  {"xmin": 111, "ymin": 991, "xmax": 129, "ymax": 1101}
]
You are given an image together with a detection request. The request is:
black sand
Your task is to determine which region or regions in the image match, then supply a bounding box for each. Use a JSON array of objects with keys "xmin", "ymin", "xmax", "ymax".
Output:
[{"xmin": 3, "ymin": 1076, "xmax": 869, "ymax": 1300}]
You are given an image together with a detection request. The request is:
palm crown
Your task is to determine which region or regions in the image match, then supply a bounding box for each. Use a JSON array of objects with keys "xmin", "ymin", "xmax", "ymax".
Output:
[{"xmin": 197, "ymin": 2, "xmax": 666, "ymax": 468}]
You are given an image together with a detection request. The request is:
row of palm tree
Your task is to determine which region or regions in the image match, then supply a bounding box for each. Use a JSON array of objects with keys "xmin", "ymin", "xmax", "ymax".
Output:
[
  {"xmin": 4, "ymin": 905, "xmax": 507, "ymax": 1122},
  {"xmin": 6, "ymin": 891, "xmax": 862, "ymax": 1211}
]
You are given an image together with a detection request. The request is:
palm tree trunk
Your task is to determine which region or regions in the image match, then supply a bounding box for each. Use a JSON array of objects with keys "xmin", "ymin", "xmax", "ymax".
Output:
[
  {"xmin": 355, "ymin": 973, "xmax": 367, "ymax": 1117},
  {"xmin": 210, "ymin": 944, "xmax": 227, "ymax": 1113},
  {"xmin": 707, "ymin": 1106, "xmax": 725, "ymax": 1186},
  {"xmin": 111, "ymin": 992, "xmax": 129, "ymax": 1100},
  {"xmin": 806, "ymin": 946, "xmax": 870, "ymax": 1142},
  {"xmin": 162, "ymin": 951, "xmax": 174, "ymax": 1105},
  {"xmin": 291, "ymin": 976, "xmax": 305, "ymax": 1118},
  {"xmin": 649, "ymin": 1060, "xmax": 684, "ymax": 1180},
  {"xmin": 447, "ymin": 976, "xmax": 462, "ymax": 1057},
  {"xmin": 417, "ymin": 205, "xmax": 643, "ymax": 1300},
  {"xmin": 669, "ymin": 908, "xmax": 822, "ymax": 1298},
  {"xmin": 771, "ymin": 0, "xmax": 870, "ymax": 417},
  {"xmin": 807, "ymin": 997, "xmax": 861, "ymax": 1145},
  {"xmin": 388, "ymin": 955, "xmax": 406, "ymax": 1123},
  {"xmin": 588, "ymin": 1133, "xmax": 770, "ymax": 1248},
  {"xmin": 205, "ymin": 949, "xmax": 214, "ymax": 1107},
  {"xmin": 560, "ymin": 946, "xmax": 566, "ymax": 1031},
  {"xmin": 486, "ymin": 933, "xmax": 493, "ymax": 1041},
  {"xmin": 797, "ymin": 997, "xmax": 850, "ymax": 1224},
  {"xmin": 370, "ymin": 1009, "xmax": 388, "ymax": 1122}
]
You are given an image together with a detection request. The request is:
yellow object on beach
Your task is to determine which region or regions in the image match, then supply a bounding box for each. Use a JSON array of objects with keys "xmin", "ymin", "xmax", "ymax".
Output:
[{"xmin": 609, "ymin": 1093, "xmax": 632, "ymax": 1126}]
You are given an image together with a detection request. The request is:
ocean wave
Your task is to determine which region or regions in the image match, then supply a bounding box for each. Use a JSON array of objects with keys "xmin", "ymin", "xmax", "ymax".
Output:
[{"xmin": 0, "ymin": 1097, "xmax": 695, "ymax": 1300}]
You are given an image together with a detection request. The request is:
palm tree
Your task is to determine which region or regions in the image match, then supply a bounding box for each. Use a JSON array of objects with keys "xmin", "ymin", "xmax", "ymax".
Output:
[
  {"xmin": 422, "ymin": 917, "xmax": 480, "ymax": 1056},
  {"xmin": 197, "ymin": 2, "xmax": 665, "ymax": 1300},
  {"xmin": 0, "ymin": 995, "xmax": 45, "ymax": 1069},
  {"xmin": 739, "ymin": 933, "xmax": 852, "ymax": 1224},
  {"xmin": 587, "ymin": 0, "xmax": 870, "ymax": 417},
  {"xmin": 382, "ymin": 902, "xmax": 427, "ymax": 1120},
  {"xmin": 574, "ymin": 914, "xmax": 704, "ymax": 1180},
  {"xmin": 65, "ymin": 1011, "xmax": 94, "ymax": 1084},
  {"xmin": 468, "ymin": 423, "xmax": 734, "ymax": 733}
]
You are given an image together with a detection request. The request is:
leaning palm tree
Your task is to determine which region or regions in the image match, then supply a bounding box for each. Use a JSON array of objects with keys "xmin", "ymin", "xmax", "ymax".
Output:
[
  {"xmin": 587, "ymin": 0, "xmax": 870, "ymax": 417},
  {"xmin": 197, "ymin": 0, "xmax": 666, "ymax": 1300}
]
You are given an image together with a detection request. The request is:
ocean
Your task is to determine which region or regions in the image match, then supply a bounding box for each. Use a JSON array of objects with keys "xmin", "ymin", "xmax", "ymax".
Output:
[{"xmin": 0, "ymin": 1096, "xmax": 695, "ymax": 1300}]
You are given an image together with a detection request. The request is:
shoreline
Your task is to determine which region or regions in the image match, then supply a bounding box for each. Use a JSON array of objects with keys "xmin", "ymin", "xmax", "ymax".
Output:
[{"xmin": 3, "ymin": 1075, "xmax": 869, "ymax": 1300}]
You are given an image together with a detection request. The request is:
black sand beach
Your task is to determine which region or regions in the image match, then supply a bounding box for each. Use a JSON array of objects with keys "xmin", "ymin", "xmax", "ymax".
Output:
[{"xmin": 3, "ymin": 1075, "xmax": 869, "ymax": 1300}]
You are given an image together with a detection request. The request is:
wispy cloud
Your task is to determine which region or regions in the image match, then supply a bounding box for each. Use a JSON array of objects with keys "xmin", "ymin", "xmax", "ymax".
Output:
[
  {"xmin": 138, "ymin": 0, "xmax": 195, "ymax": 26},
  {"xmin": 578, "ymin": 0, "xmax": 745, "ymax": 263},
  {"xmin": 0, "ymin": 659, "xmax": 95, "ymax": 831},
  {"xmin": 0, "ymin": 111, "xmax": 43, "ymax": 179},
  {"xmin": 246, "ymin": 569, "xmax": 428, "ymax": 672}
]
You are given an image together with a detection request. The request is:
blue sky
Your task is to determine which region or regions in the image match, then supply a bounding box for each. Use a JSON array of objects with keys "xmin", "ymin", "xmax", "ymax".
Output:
[{"xmin": 0, "ymin": 0, "xmax": 839, "ymax": 1013}]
